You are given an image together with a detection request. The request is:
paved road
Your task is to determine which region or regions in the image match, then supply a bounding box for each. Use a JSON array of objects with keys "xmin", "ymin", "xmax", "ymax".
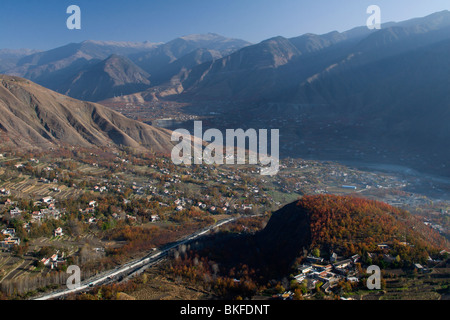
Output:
[{"xmin": 33, "ymin": 217, "xmax": 236, "ymax": 300}]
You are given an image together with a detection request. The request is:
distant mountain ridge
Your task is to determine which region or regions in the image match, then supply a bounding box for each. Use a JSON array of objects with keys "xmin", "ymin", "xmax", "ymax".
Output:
[
  {"xmin": 164, "ymin": 10, "xmax": 450, "ymax": 177},
  {"xmin": 59, "ymin": 54, "xmax": 152, "ymax": 102},
  {"xmin": 2, "ymin": 34, "xmax": 251, "ymax": 102},
  {"xmin": 0, "ymin": 49, "xmax": 41, "ymax": 73},
  {"xmin": 130, "ymin": 33, "xmax": 251, "ymax": 74},
  {"xmin": 179, "ymin": 10, "xmax": 450, "ymax": 101}
]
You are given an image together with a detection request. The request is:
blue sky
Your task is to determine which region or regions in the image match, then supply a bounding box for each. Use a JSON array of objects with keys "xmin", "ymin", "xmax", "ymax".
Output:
[{"xmin": 1, "ymin": 0, "xmax": 450, "ymax": 50}]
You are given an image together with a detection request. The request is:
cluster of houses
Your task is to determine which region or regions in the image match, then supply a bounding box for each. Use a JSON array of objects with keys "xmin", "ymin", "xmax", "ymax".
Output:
[
  {"xmin": 40, "ymin": 251, "xmax": 66, "ymax": 269},
  {"xmin": 22, "ymin": 154, "xmax": 274, "ymax": 222},
  {"xmin": 0, "ymin": 188, "xmax": 11, "ymax": 196},
  {"xmin": 0, "ymin": 228, "xmax": 21, "ymax": 250},
  {"xmin": 31, "ymin": 207, "xmax": 63, "ymax": 222},
  {"xmin": 292, "ymin": 253, "xmax": 361, "ymax": 294},
  {"xmin": 38, "ymin": 177, "xmax": 58, "ymax": 184},
  {"xmin": 1, "ymin": 196, "xmax": 64, "ymax": 223},
  {"xmin": 0, "ymin": 196, "xmax": 65, "ymax": 244},
  {"xmin": 173, "ymin": 196, "xmax": 259, "ymax": 215},
  {"xmin": 151, "ymin": 164, "xmax": 272, "ymax": 209},
  {"xmin": 61, "ymin": 159, "xmax": 272, "ymax": 224},
  {"xmin": 93, "ymin": 185, "xmax": 108, "ymax": 193},
  {"xmin": 173, "ymin": 197, "xmax": 234, "ymax": 214},
  {"xmin": 78, "ymin": 200, "xmax": 99, "ymax": 223},
  {"xmin": 30, "ymin": 197, "xmax": 64, "ymax": 222},
  {"xmin": 424, "ymin": 220, "xmax": 445, "ymax": 234},
  {"xmin": 285, "ymin": 244, "xmax": 444, "ymax": 299}
]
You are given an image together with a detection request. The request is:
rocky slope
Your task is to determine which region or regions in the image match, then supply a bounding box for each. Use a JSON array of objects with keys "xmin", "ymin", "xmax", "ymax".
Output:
[{"xmin": 0, "ymin": 75, "xmax": 173, "ymax": 152}]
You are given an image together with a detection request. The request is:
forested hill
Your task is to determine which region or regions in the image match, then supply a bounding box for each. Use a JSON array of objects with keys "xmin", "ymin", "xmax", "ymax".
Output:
[{"xmin": 258, "ymin": 195, "xmax": 448, "ymax": 267}]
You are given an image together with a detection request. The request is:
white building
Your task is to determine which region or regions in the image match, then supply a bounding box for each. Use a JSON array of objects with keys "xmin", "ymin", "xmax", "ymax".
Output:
[
  {"xmin": 54, "ymin": 227, "xmax": 63, "ymax": 237},
  {"xmin": 42, "ymin": 196, "xmax": 54, "ymax": 204}
]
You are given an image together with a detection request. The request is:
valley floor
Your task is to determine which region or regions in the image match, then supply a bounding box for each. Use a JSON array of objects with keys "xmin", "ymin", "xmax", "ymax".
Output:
[{"xmin": 0, "ymin": 146, "xmax": 448, "ymax": 299}]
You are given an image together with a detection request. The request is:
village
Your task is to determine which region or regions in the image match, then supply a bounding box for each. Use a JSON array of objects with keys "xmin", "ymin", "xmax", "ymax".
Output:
[
  {"xmin": 0, "ymin": 146, "xmax": 449, "ymax": 297},
  {"xmin": 275, "ymin": 244, "xmax": 449, "ymax": 300}
]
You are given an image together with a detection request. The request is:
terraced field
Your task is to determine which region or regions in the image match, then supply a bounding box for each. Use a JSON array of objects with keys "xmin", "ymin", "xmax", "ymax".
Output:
[
  {"xmin": 77, "ymin": 164, "xmax": 112, "ymax": 176},
  {"xmin": 1, "ymin": 257, "xmax": 35, "ymax": 282},
  {"xmin": 356, "ymin": 269, "xmax": 450, "ymax": 300},
  {"xmin": 0, "ymin": 177, "xmax": 82, "ymax": 200},
  {"xmin": 0, "ymin": 255, "xmax": 24, "ymax": 282}
]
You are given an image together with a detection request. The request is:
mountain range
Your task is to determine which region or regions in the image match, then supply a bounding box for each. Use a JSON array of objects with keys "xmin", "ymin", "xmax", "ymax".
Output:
[
  {"xmin": 171, "ymin": 11, "xmax": 450, "ymax": 176},
  {"xmin": 2, "ymin": 11, "xmax": 450, "ymax": 176},
  {"xmin": 178, "ymin": 11, "xmax": 450, "ymax": 100},
  {"xmin": 3, "ymin": 34, "xmax": 251, "ymax": 102}
]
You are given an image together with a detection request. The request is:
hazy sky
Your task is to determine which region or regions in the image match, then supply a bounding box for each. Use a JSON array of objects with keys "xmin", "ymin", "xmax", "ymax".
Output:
[{"xmin": 1, "ymin": 0, "xmax": 450, "ymax": 50}]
